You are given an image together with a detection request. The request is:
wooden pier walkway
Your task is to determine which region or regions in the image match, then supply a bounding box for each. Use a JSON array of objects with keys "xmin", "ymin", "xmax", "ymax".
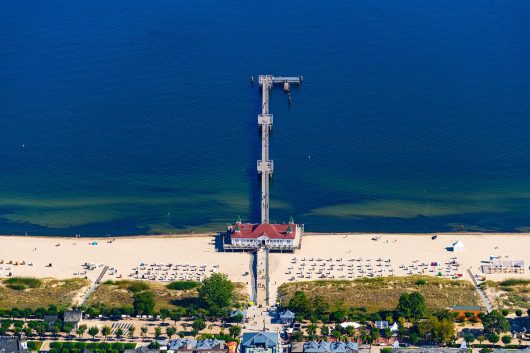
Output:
[{"xmin": 257, "ymin": 75, "xmax": 301, "ymax": 224}]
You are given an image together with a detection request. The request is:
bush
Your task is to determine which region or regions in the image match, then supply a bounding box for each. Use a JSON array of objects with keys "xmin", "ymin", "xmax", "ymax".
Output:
[
  {"xmin": 499, "ymin": 279, "xmax": 530, "ymax": 286},
  {"xmin": 415, "ymin": 279, "xmax": 427, "ymax": 286},
  {"xmin": 167, "ymin": 281, "xmax": 199, "ymax": 290},
  {"xmin": 381, "ymin": 348, "xmax": 392, "ymax": 353},
  {"xmin": 501, "ymin": 309, "xmax": 509, "ymax": 316},
  {"xmin": 6, "ymin": 284, "xmax": 26, "ymax": 290},
  {"xmin": 4, "ymin": 277, "xmax": 42, "ymax": 289},
  {"xmin": 46, "ymin": 342, "xmax": 135, "ymax": 353},
  {"xmin": 127, "ymin": 282, "xmax": 150, "ymax": 293},
  {"xmin": 515, "ymin": 309, "xmax": 522, "ymax": 317}
]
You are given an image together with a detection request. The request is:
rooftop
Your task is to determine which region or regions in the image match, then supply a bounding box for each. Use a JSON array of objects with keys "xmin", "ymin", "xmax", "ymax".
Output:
[
  {"xmin": 64, "ymin": 310, "xmax": 82, "ymax": 323},
  {"xmin": 242, "ymin": 332, "xmax": 279, "ymax": 348},
  {"xmin": 303, "ymin": 341, "xmax": 358, "ymax": 353},
  {"xmin": 230, "ymin": 223, "xmax": 297, "ymax": 240},
  {"xmin": 451, "ymin": 305, "xmax": 481, "ymax": 311},
  {"xmin": 0, "ymin": 337, "xmax": 29, "ymax": 353},
  {"xmin": 169, "ymin": 339, "xmax": 226, "ymax": 351},
  {"xmin": 393, "ymin": 348, "xmax": 468, "ymax": 353},
  {"xmin": 280, "ymin": 309, "xmax": 296, "ymax": 319}
]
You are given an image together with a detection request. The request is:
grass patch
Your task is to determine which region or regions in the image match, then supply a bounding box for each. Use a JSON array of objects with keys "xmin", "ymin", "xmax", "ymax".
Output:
[
  {"xmin": 88, "ymin": 280, "xmax": 248, "ymax": 311},
  {"xmin": 485, "ymin": 279, "xmax": 530, "ymax": 310},
  {"xmin": 0, "ymin": 278, "xmax": 89, "ymax": 310},
  {"xmin": 88, "ymin": 280, "xmax": 200, "ymax": 311},
  {"xmin": 278, "ymin": 275, "xmax": 476, "ymax": 313},
  {"xmin": 27, "ymin": 341, "xmax": 43, "ymax": 352},
  {"xmin": 4, "ymin": 277, "xmax": 42, "ymax": 290},
  {"xmin": 167, "ymin": 281, "xmax": 199, "ymax": 290},
  {"xmin": 499, "ymin": 279, "xmax": 530, "ymax": 287}
]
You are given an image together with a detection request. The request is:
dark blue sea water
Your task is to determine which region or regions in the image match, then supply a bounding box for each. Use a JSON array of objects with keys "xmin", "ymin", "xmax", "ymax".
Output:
[{"xmin": 1, "ymin": 0, "xmax": 530, "ymax": 235}]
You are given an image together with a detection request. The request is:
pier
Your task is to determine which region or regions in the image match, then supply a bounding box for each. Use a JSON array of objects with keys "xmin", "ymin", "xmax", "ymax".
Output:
[{"xmin": 257, "ymin": 75, "xmax": 302, "ymax": 224}]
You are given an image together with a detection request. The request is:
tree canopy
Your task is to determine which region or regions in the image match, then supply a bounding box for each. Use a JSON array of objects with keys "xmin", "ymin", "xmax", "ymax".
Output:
[
  {"xmin": 479, "ymin": 310, "xmax": 511, "ymax": 334},
  {"xmin": 397, "ymin": 292, "xmax": 426, "ymax": 319},
  {"xmin": 133, "ymin": 290, "xmax": 156, "ymax": 315},
  {"xmin": 197, "ymin": 273, "xmax": 235, "ymax": 314}
]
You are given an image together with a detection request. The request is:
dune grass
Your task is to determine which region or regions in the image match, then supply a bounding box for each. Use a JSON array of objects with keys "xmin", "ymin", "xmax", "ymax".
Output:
[
  {"xmin": 87, "ymin": 280, "xmax": 248, "ymax": 311},
  {"xmin": 483, "ymin": 279, "xmax": 530, "ymax": 310},
  {"xmin": 278, "ymin": 275, "xmax": 477, "ymax": 313},
  {"xmin": 4, "ymin": 277, "xmax": 43, "ymax": 290},
  {"xmin": 166, "ymin": 281, "xmax": 199, "ymax": 290},
  {"xmin": 499, "ymin": 279, "xmax": 530, "ymax": 287},
  {"xmin": 0, "ymin": 278, "xmax": 89, "ymax": 310}
]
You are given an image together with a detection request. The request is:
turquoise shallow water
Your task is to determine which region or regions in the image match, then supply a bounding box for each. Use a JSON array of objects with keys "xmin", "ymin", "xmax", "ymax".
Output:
[{"xmin": 1, "ymin": 1, "xmax": 530, "ymax": 235}]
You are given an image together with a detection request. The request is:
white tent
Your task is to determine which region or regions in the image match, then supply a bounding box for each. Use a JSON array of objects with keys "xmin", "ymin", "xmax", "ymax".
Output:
[
  {"xmin": 390, "ymin": 322, "xmax": 399, "ymax": 332},
  {"xmin": 452, "ymin": 240, "xmax": 465, "ymax": 252},
  {"xmin": 340, "ymin": 322, "xmax": 361, "ymax": 329}
]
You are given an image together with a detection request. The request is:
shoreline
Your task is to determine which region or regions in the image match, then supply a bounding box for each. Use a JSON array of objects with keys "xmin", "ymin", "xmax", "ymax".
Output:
[
  {"xmin": 1, "ymin": 233, "xmax": 528, "ymax": 304},
  {"xmin": 1, "ymin": 231, "xmax": 530, "ymax": 240}
]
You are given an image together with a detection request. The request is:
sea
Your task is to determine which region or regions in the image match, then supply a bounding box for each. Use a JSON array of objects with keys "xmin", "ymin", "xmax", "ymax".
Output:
[{"xmin": 1, "ymin": 0, "xmax": 530, "ymax": 235}]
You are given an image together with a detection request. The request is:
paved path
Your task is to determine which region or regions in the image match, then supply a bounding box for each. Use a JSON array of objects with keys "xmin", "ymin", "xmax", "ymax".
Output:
[
  {"xmin": 467, "ymin": 268, "xmax": 493, "ymax": 312},
  {"xmin": 79, "ymin": 265, "xmax": 109, "ymax": 306},
  {"xmin": 256, "ymin": 248, "xmax": 268, "ymax": 306}
]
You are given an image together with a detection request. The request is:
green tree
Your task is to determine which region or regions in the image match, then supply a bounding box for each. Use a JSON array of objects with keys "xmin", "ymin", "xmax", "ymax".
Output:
[
  {"xmin": 488, "ymin": 333, "xmax": 500, "ymax": 345},
  {"xmin": 115, "ymin": 328, "xmax": 124, "ymax": 340},
  {"xmin": 101, "ymin": 325, "xmax": 112, "ymax": 340},
  {"xmin": 307, "ymin": 324, "xmax": 317, "ymax": 336},
  {"xmin": 35, "ymin": 322, "xmax": 47, "ymax": 338},
  {"xmin": 63, "ymin": 322, "xmax": 75, "ymax": 336},
  {"xmin": 397, "ymin": 317, "xmax": 407, "ymax": 336},
  {"xmin": 370, "ymin": 329, "xmax": 380, "ymax": 343},
  {"xmin": 51, "ymin": 325, "xmax": 60, "ymax": 337},
  {"xmin": 292, "ymin": 331, "xmax": 303, "ymax": 342},
  {"xmin": 313, "ymin": 296, "xmax": 329, "ymax": 315},
  {"xmin": 140, "ymin": 326, "xmax": 148, "ymax": 340},
  {"xmin": 197, "ymin": 273, "xmax": 235, "ymax": 314},
  {"xmin": 480, "ymin": 310, "xmax": 511, "ymax": 334},
  {"xmin": 288, "ymin": 291, "xmax": 311, "ymax": 317},
  {"xmin": 88, "ymin": 326, "xmax": 99, "ymax": 339},
  {"xmin": 154, "ymin": 327, "xmax": 162, "ymax": 339},
  {"xmin": 23, "ymin": 326, "xmax": 33, "ymax": 337},
  {"xmin": 397, "ymin": 292, "xmax": 425, "ymax": 319},
  {"xmin": 128, "ymin": 325, "xmax": 136, "ymax": 339},
  {"xmin": 464, "ymin": 333, "xmax": 475, "ymax": 344},
  {"xmin": 160, "ymin": 309, "xmax": 169, "ymax": 323},
  {"xmin": 515, "ymin": 309, "xmax": 522, "ymax": 317},
  {"xmin": 166, "ymin": 326, "xmax": 177, "ymax": 339},
  {"xmin": 133, "ymin": 291, "xmax": 156, "ymax": 315},
  {"xmin": 192, "ymin": 318, "xmax": 206, "ymax": 332},
  {"xmin": 501, "ymin": 335, "xmax": 512, "ymax": 345},
  {"xmin": 228, "ymin": 325, "xmax": 242, "ymax": 338},
  {"xmin": 477, "ymin": 335, "xmax": 487, "ymax": 345},
  {"xmin": 231, "ymin": 313, "xmax": 244, "ymax": 323},
  {"xmin": 171, "ymin": 312, "xmax": 181, "ymax": 325},
  {"xmin": 76, "ymin": 324, "xmax": 87, "ymax": 338}
]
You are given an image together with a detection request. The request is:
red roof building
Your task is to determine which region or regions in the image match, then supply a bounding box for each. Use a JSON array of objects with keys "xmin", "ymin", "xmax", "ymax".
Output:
[{"xmin": 226, "ymin": 216, "xmax": 302, "ymax": 250}]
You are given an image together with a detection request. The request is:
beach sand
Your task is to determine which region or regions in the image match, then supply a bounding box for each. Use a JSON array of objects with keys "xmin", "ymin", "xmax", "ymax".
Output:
[
  {"xmin": 0, "ymin": 233, "xmax": 529, "ymax": 303},
  {"xmin": 268, "ymin": 233, "xmax": 530, "ymax": 302}
]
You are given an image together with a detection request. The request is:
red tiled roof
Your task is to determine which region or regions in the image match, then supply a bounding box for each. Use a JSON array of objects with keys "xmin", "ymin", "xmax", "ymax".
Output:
[{"xmin": 229, "ymin": 223, "xmax": 296, "ymax": 239}]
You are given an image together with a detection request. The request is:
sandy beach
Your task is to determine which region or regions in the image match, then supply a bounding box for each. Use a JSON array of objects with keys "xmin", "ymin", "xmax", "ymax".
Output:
[{"xmin": 0, "ymin": 233, "xmax": 529, "ymax": 303}]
